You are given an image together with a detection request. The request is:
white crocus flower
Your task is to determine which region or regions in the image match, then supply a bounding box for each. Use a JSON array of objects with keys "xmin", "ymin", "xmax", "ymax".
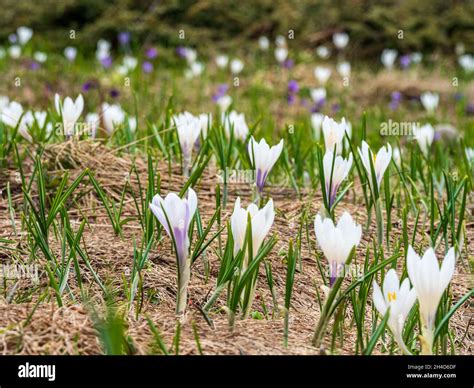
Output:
[
  {"xmin": 465, "ymin": 147, "xmax": 474, "ymax": 165},
  {"xmin": 275, "ymin": 47, "xmax": 288, "ymax": 63},
  {"xmin": 215, "ymin": 54, "xmax": 229, "ymax": 69},
  {"xmin": 337, "ymin": 61, "xmax": 351, "ymax": 78},
  {"xmin": 314, "ymin": 212, "xmax": 362, "ymax": 286},
  {"xmin": 216, "ymin": 95, "xmax": 232, "ymax": 112},
  {"xmin": 358, "ymin": 141, "xmax": 392, "ymax": 190},
  {"xmin": 55, "ymin": 94, "xmax": 84, "ymax": 137},
  {"xmin": 185, "ymin": 61, "xmax": 204, "ymax": 78},
  {"xmin": 248, "ymin": 137, "xmax": 284, "ymax": 195},
  {"xmin": 458, "ymin": 54, "xmax": 474, "ymax": 73},
  {"xmin": 407, "ymin": 246, "xmax": 455, "ymax": 354},
  {"xmin": 231, "ymin": 197, "xmax": 275, "ymax": 258},
  {"xmin": 1, "ymin": 101, "xmax": 31, "ymax": 142},
  {"xmin": 86, "ymin": 113, "xmax": 100, "ymax": 138},
  {"xmin": 198, "ymin": 113, "xmax": 212, "ymax": 138},
  {"xmin": 183, "ymin": 47, "xmax": 197, "ymax": 64},
  {"xmin": 316, "ymin": 45, "xmax": 330, "ymax": 59},
  {"xmin": 17, "ymin": 26, "xmax": 33, "ymax": 45},
  {"xmin": 101, "ymin": 103, "xmax": 125, "ymax": 134},
  {"xmin": 0, "ymin": 95, "xmax": 9, "ymax": 112},
  {"xmin": 222, "ymin": 111, "xmax": 249, "ymax": 140},
  {"xmin": 372, "ymin": 269, "xmax": 417, "ymax": 355},
  {"xmin": 381, "ymin": 49, "xmax": 398, "ymax": 70},
  {"xmin": 33, "ymin": 51, "xmax": 47, "ymax": 63},
  {"xmin": 149, "ymin": 188, "xmax": 198, "ymax": 315},
  {"xmin": 323, "ymin": 150, "xmax": 352, "ymax": 208},
  {"xmin": 96, "ymin": 39, "xmax": 111, "ymax": 61},
  {"xmin": 414, "ymin": 124, "xmax": 435, "ymax": 156},
  {"xmin": 123, "ymin": 55, "xmax": 138, "ymax": 71},
  {"xmin": 32, "ymin": 110, "xmax": 47, "ymax": 129},
  {"xmin": 322, "ymin": 115, "xmax": 345, "ymax": 154},
  {"xmin": 173, "ymin": 112, "xmax": 202, "ymax": 176},
  {"xmin": 392, "ymin": 147, "xmax": 402, "ymax": 168},
  {"xmin": 275, "ymin": 35, "xmax": 286, "ymax": 48},
  {"xmin": 8, "ymin": 45, "xmax": 21, "ymax": 59},
  {"xmin": 311, "ymin": 113, "xmax": 324, "ymax": 140},
  {"xmin": 333, "ymin": 32, "xmax": 349, "ymax": 49},
  {"xmin": 310, "ymin": 88, "xmax": 326, "ymax": 104},
  {"xmin": 258, "ymin": 36, "xmax": 270, "ymax": 50},
  {"xmin": 314, "ymin": 66, "xmax": 332, "ymax": 85},
  {"xmin": 64, "ymin": 46, "xmax": 77, "ymax": 62},
  {"xmin": 230, "ymin": 58, "xmax": 244, "ymax": 74},
  {"xmin": 420, "ymin": 92, "xmax": 439, "ymax": 114}
]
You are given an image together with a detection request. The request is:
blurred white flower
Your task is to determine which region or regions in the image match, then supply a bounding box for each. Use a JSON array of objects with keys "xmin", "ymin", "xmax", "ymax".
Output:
[
  {"xmin": 411, "ymin": 52, "xmax": 423, "ymax": 64},
  {"xmin": 185, "ymin": 61, "xmax": 204, "ymax": 79},
  {"xmin": 64, "ymin": 46, "xmax": 77, "ymax": 62},
  {"xmin": 323, "ymin": 150, "xmax": 353, "ymax": 207},
  {"xmin": 314, "ymin": 212, "xmax": 362, "ymax": 286},
  {"xmin": 222, "ymin": 111, "xmax": 249, "ymax": 140},
  {"xmin": 372, "ymin": 269, "xmax": 417, "ymax": 354},
  {"xmin": 8, "ymin": 45, "xmax": 21, "ymax": 59},
  {"xmin": 216, "ymin": 95, "xmax": 232, "ymax": 112},
  {"xmin": 381, "ymin": 49, "xmax": 398, "ymax": 70},
  {"xmin": 183, "ymin": 47, "xmax": 197, "ymax": 64},
  {"xmin": 420, "ymin": 92, "xmax": 439, "ymax": 114},
  {"xmin": 248, "ymin": 137, "xmax": 284, "ymax": 194},
  {"xmin": 86, "ymin": 112, "xmax": 100, "ymax": 138},
  {"xmin": 333, "ymin": 32, "xmax": 349, "ymax": 49},
  {"xmin": 316, "ymin": 45, "xmax": 330, "ymax": 59},
  {"xmin": 310, "ymin": 87, "xmax": 326, "ymax": 104},
  {"xmin": 275, "ymin": 35, "xmax": 286, "ymax": 48},
  {"xmin": 33, "ymin": 51, "xmax": 47, "ymax": 63},
  {"xmin": 311, "ymin": 113, "xmax": 324, "ymax": 140},
  {"xmin": 414, "ymin": 124, "xmax": 435, "ymax": 156},
  {"xmin": 314, "ymin": 66, "xmax": 332, "ymax": 85},
  {"xmin": 392, "ymin": 147, "xmax": 402, "ymax": 167},
  {"xmin": 466, "ymin": 147, "xmax": 474, "ymax": 164},
  {"xmin": 173, "ymin": 112, "xmax": 202, "ymax": 176},
  {"xmin": 101, "ymin": 103, "xmax": 125, "ymax": 134},
  {"xmin": 0, "ymin": 96, "xmax": 9, "ymax": 112},
  {"xmin": 96, "ymin": 39, "xmax": 111, "ymax": 61},
  {"xmin": 1, "ymin": 101, "xmax": 31, "ymax": 142},
  {"xmin": 123, "ymin": 55, "xmax": 138, "ymax": 71},
  {"xmin": 458, "ymin": 54, "xmax": 474, "ymax": 73},
  {"xmin": 358, "ymin": 141, "xmax": 392, "ymax": 190},
  {"xmin": 55, "ymin": 94, "xmax": 84, "ymax": 136},
  {"xmin": 258, "ymin": 36, "xmax": 270, "ymax": 50},
  {"xmin": 230, "ymin": 58, "xmax": 244, "ymax": 74},
  {"xmin": 274, "ymin": 47, "xmax": 288, "ymax": 63},
  {"xmin": 337, "ymin": 61, "xmax": 351, "ymax": 78},
  {"xmin": 215, "ymin": 54, "xmax": 229, "ymax": 69},
  {"xmin": 198, "ymin": 113, "xmax": 212, "ymax": 137},
  {"xmin": 17, "ymin": 26, "xmax": 33, "ymax": 45}
]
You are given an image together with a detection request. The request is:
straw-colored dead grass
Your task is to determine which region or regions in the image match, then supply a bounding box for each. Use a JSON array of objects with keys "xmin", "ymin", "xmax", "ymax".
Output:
[{"xmin": 0, "ymin": 141, "xmax": 472, "ymax": 355}]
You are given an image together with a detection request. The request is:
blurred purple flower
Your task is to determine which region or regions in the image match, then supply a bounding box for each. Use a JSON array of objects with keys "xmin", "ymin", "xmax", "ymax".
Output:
[
  {"xmin": 142, "ymin": 61, "xmax": 153, "ymax": 73},
  {"xmin": 8, "ymin": 34, "xmax": 17, "ymax": 43},
  {"xmin": 434, "ymin": 131, "xmax": 441, "ymax": 141},
  {"xmin": 145, "ymin": 47, "xmax": 158, "ymax": 59},
  {"xmin": 389, "ymin": 91, "xmax": 402, "ymax": 111},
  {"xmin": 283, "ymin": 58, "xmax": 294, "ymax": 69},
  {"xmin": 29, "ymin": 61, "xmax": 40, "ymax": 71},
  {"xmin": 176, "ymin": 46, "xmax": 187, "ymax": 58},
  {"xmin": 213, "ymin": 84, "xmax": 229, "ymax": 101},
  {"xmin": 110, "ymin": 88, "xmax": 120, "ymax": 98},
  {"xmin": 287, "ymin": 94, "xmax": 296, "ymax": 105},
  {"xmin": 118, "ymin": 31, "xmax": 131, "ymax": 46},
  {"xmin": 82, "ymin": 81, "xmax": 94, "ymax": 92},
  {"xmin": 288, "ymin": 80, "xmax": 299, "ymax": 94},
  {"xmin": 454, "ymin": 92, "xmax": 463, "ymax": 102},
  {"xmin": 467, "ymin": 102, "xmax": 474, "ymax": 115},
  {"xmin": 101, "ymin": 56, "xmax": 113, "ymax": 69},
  {"xmin": 400, "ymin": 55, "xmax": 411, "ymax": 69},
  {"xmin": 300, "ymin": 98, "xmax": 309, "ymax": 108},
  {"xmin": 331, "ymin": 103, "xmax": 341, "ymax": 113}
]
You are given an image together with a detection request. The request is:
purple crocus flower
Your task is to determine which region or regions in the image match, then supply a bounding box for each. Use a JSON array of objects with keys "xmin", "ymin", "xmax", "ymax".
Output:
[
  {"xmin": 8, "ymin": 34, "xmax": 17, "ymax": 43},
  {"xmin": 287, "ymin": 94, "xmax": 296, "ymax": 105},
  {"xmin": 176, "ymin": 46, "xmax": 187, "ymax": 58},
  {"xmin": 454, "ymin": 92, "xmax": 463, "ymax": 102},
  {"xmin": 100, "ymin": 56, "xmax": 113, "ymax": 68},
  {"xmin": 142, "ymin": 61, "xmax": 153, "ymax": 73},
  {"xmin": 390, "ymin": 91, "xmax": 402, "ymax": 110},
  {"xmin": 283, "ymin": 58, "xmax": 294, "ymax": 69},
  {"xmin": 400, "ymin": 55, "xmax": 411, "ymax": 69},
  {"xmin": 145, "ymin": 47, "xmax": 158, "ymax": 59},
  {"xmin": 110, "ymin": 88, "xmax": 120, "ymax": 98},
  {"xmin": 29, "ymin": 61, "xmax": 40, "ymax": 71},
  {"xmin": 331, "ymin": 103, "xmax": 341, "ymax": 113},
  {"xmin": 118, "ymin": 31, "xmax": 131, "ymax": 46},
  {"xmin": 288, "ymin": 80, "xmax": 299, "ymax": 94},
  {"xmin": 466, "ymin": 102, "xmax": 474, "ymax": 115}
]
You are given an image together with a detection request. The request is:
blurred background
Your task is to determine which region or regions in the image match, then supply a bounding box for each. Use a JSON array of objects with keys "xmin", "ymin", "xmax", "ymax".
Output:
[{"xmin": 2, "ymin": 0, "xmax": 474, "ymax": 59}]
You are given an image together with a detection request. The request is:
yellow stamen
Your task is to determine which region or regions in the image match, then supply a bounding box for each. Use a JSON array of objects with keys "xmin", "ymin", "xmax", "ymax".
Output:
[{"xmin": 387, "ymin": 291, "xmax": 397, "ymax": 302}]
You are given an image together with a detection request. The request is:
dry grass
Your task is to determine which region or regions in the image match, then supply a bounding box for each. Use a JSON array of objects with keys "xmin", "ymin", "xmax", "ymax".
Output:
[{"xmin": 0, "ymin": 141, "xmax": 472, "ymax": 355}]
